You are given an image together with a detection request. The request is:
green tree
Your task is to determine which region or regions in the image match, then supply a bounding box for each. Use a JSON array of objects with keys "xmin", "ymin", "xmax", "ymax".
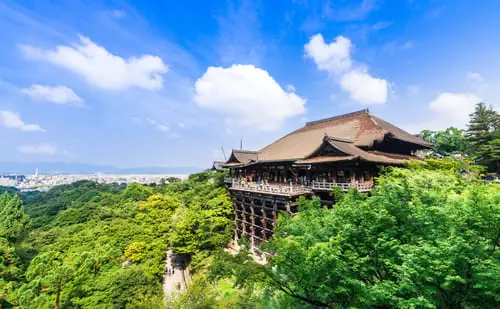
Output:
[
  {"xmin": 0, "ymin": 193, "xmax": 29, "ymax": 307},
  {"xmin": 16, "ymin": 249, "xmax": 111, "ymax": 309},
  {"xmin": 0, "ymin": 194, "xmax": 29, "ymax": 242},
  {"xmin": 122, "ymin": 183, "xmax": 154, "ymax": 202},
  {"xmin": 466, "ymin": 102, "xmax": 500, "ymax": 171},
  {"xmin": 214, "ymin": 166, "xmax": 500, "ymax": 308},
  {"xmin": 421, "ymin": 127, "xmax": 469, "ymax": 156}
]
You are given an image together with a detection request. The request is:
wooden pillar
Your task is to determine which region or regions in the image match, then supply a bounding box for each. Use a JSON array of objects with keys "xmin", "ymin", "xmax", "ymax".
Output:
[
  {"xmin": 233, "ymin": 198, "xmax": 239, "ymax": 245},
  {"xmin": 241, "ymin": 199, "xmax": 247, "ymax": 236},
  {"xmin": 250, "ymin": 198, "xmax": 255, "ymax": 251},
  {"xmin": 272, "ymin": 198, "xmax": 278, "ymax": 227},
  {"xmin": 261, "ymin": 207, "xmax": 267, "ymax": 241}
]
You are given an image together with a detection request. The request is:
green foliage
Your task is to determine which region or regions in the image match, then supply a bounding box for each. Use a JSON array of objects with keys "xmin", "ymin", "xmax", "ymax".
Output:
[
  {"xmin": 166, "ymin": 171, "xmax": 233, "ymax": 271},
  {"xmin": 0, "ymin": 194, "xmax": 29, "ymax": 242},
  {"xmin": 466, "ymin": 102, "xmax": 500, "ymax": 172},
  {"xmin": 0, "ymin": 170, "xmax": 234, "ymax": 308},
  {"xmin": 0, "ymin": 193, "xmax": 29, "ymax": 307},
  {"xmin": 215, "ymin": 167, "xmax": 500, "ymax": 308},
  {"xmin": 421, "ymin": 127, "xmax": 469, "ymax": 156},
  {"xmin": 405, "ymin": 157, "xmax": 484, "ymax": 174},
  {"xmin": 122, "ymin": 182, "xmax": 154, "ymax": 202}
]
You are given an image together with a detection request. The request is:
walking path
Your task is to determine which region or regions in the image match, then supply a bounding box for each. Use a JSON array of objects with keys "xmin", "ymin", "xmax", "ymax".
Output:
[{"xmin": 163, "ymin": 248, "xmax": 189, "ymax": 298}]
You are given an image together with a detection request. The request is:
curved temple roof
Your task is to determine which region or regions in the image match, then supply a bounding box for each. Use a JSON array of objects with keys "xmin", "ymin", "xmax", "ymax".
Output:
[
  {"xmin": 220, "ymin": 149, "xmax": 258, "ymax": 167},
  {"xmin": 221, "ymin": 109, "xmax": 430, "ymax": 167},
  {"xmin": 258, "ymin": 109, "xmax": 430, "ymax": 162}
]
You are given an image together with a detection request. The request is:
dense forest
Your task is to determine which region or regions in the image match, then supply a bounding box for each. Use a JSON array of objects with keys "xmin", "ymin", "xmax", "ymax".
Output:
[
  {"xmin": 0, "ymin": 172, "xmax": 234, "ymax": 308},
  {"xmin": 1, "ymin": 160, "xmax": 498, "ymax": 308},
  {"xmin": 0, "ymin": 103, "xmax": 499, "ymax": 308}
]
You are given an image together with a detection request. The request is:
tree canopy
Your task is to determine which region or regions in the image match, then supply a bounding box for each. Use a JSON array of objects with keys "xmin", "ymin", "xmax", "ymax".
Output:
[
  {"xmin": 0, "ymin": 170, "xmax": 233, "ymax": 308},
  {"xmin": 421, "ymin": 127, "xmax": 468, "ymax": 156},
  {"xmin": 212, "ymin": 164, "xmax": 500, "ymax": 308},
  {"xmin": 466, "ymin": 102, "xmax": 500, "ymax": 171}
]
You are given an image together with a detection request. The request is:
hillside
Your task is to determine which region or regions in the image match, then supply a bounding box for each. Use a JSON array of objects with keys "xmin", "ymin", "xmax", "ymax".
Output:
[
  {"xmin": 0, "ymin": 162, "xmax": 499, "ymax": 308},
  {"xmin": 0, "ymin": 171, "xmax": 233, "ymax": 308}
]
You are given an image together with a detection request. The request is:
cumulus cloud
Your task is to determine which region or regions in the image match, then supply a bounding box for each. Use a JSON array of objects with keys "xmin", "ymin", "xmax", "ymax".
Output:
[
  {"xmin": 340, "ymin": 69, "xmax": 388, "ymax": 105},
  {"xmin": 20, "ymin": 35, "xmax": 168, "ymax": 91},
  {"xmin": 21, "ymin": 84, "xmax": 83, "ymax": 105},
  {"xmin": 194, "ymin": 64, "xmax": 306, "ymax": 131},
  {"xmin": 404, "ymin": 92, "xmax": 483, "ymax": 133},
  {"xmin": 304, "ymin": 34, "xmax": 352, "ymax": 74},
  {"xmin": 146, "ymin": 118, "xmax": 169, "ymax": 132},
  {"xmin": 429, "ymin": 92, "xmax": 482, "ymax": 128},
  {"xmin": 0, "ymin": 110, "xmax": 44, "ymax": 132},
  {"xmin": 304, "ymin": 33, "xmax": 388, "ymax": 105},
  {"xmin": 18, "ymin": 144, "xmax": 57, "ymax": 155}
]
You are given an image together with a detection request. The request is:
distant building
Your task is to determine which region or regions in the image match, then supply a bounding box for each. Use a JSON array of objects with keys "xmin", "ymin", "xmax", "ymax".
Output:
[{"xmin": 218, "ymin": 109, "xmax": 432, "ymax": 253}]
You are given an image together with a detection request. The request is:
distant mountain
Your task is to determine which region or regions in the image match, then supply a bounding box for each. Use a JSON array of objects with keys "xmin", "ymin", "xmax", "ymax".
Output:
[{"xmin": 0, "ymin": 161, "xmax": 203, "ymax": 175}]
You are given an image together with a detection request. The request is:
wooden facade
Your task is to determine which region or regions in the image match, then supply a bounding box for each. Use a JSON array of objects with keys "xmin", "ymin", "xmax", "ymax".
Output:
[{"xmin": 218, "ymin": 109, "xmax": 431, "ymax": 253}]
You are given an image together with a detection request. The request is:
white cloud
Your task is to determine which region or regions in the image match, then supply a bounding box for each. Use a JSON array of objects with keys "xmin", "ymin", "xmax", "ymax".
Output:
[
  {"xmin": 20, "ymin": 35, "xmax": 168, "ymax": 91},
  {"xmin": 339, "ymin": 69, "xmax": 388, "ymax": 105},
  {"xmin": 18, "ymin": 144, "xmax": 57, "ymax": 155},
  {"xmin": 304, "ymin": 34, "xmax": 352, "ymax": 74},
  {"xmin": 305, "ymin": 33, "xmax": 389, "ymax": 105},
  {"xmin": 429, "ymin": 92, "xmax": 482, "ymax": 128},
  {"xmin": 146, "ymin": 118, "xmax": 169, "ymax": 132},
  {"xmin": 21, "ymin": 84, "xmax": 83, "ymax": 105},
  {"xmin": 0, "ymin": 110, "xmax": 44, "ymax": 132},
  {"xmin": 286, "ymin": 84, "xmax": 296, "ymax": 92},
  {"xmin": 194, "ymin": 64, "xmax": 306, "ymax": 131},
  {"xmin": 405, "ymin": 92, "xmax": 483, "ymax": 133},
  {"xmin": 179, "ymin": 123, "xmax": 185, "ymax": 128}
]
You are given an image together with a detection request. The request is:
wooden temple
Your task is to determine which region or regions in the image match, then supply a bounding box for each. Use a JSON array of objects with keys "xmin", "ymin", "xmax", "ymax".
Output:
[{"xmin": 218, "ymin": 109, "xmax": 431, "ymax": 253}]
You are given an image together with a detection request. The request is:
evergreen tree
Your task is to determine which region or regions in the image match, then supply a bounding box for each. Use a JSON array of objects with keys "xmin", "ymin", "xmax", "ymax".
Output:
[
  {"xmin": 466, "ymin": 102, "xmax": 500, "ymax": 171},
  {"xmin": 0, "ymin": 192, "xmax": 9, "ymax": 213},
  {"xmin": 0, "ymin": 195, "xmax": 29, "ymax": 242}
]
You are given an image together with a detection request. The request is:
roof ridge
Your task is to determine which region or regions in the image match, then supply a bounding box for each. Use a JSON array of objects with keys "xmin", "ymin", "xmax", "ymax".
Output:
[
  {"xmin": 305, "ymin": 109, "xmax": 370, "ymax": 127},
  {"xmin": 232, "ymin": 149, "xmax": 258, "ymax": 153}
]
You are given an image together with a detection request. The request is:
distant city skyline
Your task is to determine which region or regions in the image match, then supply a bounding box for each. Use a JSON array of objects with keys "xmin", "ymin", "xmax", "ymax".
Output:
[
  {"xmin": 0, "ymin": 173, "xmax": 189, "ymax": 191},
  {"xmin": 1, "ymin": 0, "xmax": 499, "ymax": 168}
]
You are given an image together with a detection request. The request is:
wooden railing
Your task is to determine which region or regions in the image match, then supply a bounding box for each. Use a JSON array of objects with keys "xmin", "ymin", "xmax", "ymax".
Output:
[
  {"xmin": 228, "ymin": 179, "xmax": 373, "ymax": 194},
  {"xmin": 230, "ymin": 182, "xmax": 311, "ymax": 196},
  {"xmin": 312, "ymin": 182, "xmax": 350, "ymax": 191},
  {"xmin": 312, "ymin": 182, "xmax": 373, "ymax": 192}
]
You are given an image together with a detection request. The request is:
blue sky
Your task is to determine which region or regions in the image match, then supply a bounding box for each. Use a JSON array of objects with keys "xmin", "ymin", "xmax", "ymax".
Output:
[{"xmin": 0, "ymin": 0, "xmax": 499, "ymax": 168}]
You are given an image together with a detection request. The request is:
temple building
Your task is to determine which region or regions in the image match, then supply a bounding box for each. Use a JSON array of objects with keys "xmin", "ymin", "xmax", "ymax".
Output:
[{"xmin": 218, "ymin": 109, "xmax": 431, "ymax": 253}]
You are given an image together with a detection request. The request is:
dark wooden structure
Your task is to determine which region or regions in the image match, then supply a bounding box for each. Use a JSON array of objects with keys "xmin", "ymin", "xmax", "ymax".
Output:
[{"xmin": 217, "ymin": 109, "xmax": 431, "ymax": 252}]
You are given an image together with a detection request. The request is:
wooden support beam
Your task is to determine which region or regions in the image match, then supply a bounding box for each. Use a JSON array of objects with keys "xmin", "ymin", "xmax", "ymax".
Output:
[
  {"xmin": 273, "ymin": 198, "xmax": 278, "ymax": 227},
  {"xmin": 250, "ymin": 198, "xmax": 255, "ymax": 251},
  {"xmin": 261, "ymin": 207, "xmax": 268, "ymax": 241},
  {"xmin": 233, "ymin": 201, "xmax": 239, "ymax": 244}
]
